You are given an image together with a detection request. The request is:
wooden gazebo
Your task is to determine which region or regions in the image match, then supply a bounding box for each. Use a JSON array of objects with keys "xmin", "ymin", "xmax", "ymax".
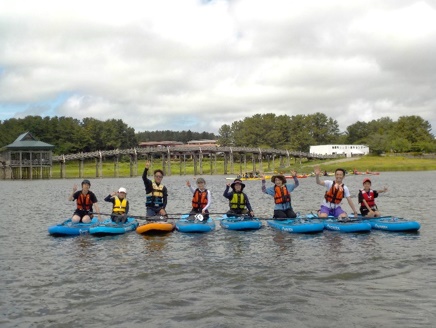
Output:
[{"xmin": 0, "ymin": 132, "xmax": 55, "ymax": 179}]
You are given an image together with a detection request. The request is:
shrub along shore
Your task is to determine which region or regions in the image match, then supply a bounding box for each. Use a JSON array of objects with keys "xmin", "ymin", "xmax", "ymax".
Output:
[{"xmin": 51, "ymin": 155, "xmax": 436, "ymax": 179}]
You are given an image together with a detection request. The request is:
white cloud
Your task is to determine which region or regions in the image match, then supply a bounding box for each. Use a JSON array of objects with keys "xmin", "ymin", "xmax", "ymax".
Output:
[{"xmin": 1, "ymin": 0, "xmax": 435, "ymax": 135}]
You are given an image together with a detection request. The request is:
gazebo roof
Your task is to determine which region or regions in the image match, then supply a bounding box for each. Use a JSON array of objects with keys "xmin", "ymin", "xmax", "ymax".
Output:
[{"xmin": 5, "ymin": 132, "xmax": 55, "ymax": 150}]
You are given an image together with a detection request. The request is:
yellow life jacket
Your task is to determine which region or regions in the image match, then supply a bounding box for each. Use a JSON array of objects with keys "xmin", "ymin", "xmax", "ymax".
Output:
[
  {"xmin": 230, "ymin": 193, "xmax": 246, "ymax": 210},
  {"xmin": 112, "ymin": 196, "xmax": 127, "ymax": 214},
  {"xmin": 146, "ymin": 182, "xmax": 164, "ymax": 206}
]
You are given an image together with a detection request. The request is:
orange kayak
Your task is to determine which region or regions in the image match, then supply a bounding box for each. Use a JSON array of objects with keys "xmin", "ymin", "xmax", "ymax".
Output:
[{"xmin": 136, "ymin": 221, "xmax": 175, "ymax": 234}]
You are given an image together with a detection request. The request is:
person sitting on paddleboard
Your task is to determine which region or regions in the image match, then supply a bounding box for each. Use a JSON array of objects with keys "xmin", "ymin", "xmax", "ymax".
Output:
[
  {"xmin": 187, "ymin": 177, "xmax": 211, "ymax": 221},
  {"xmin": 314, "ymin": 166, "xmax": 358, "ymax": 218},
  {"xmin": 261, "ymin": 171, "xmax": 299, "ymax": 219},
  {"xmin": 358, "ymin": 178, "xmax": 388, "ymax": 217},
  {"xmin": 223, "ymin": 179, "xmax": 255, "ymax": 217},
  {"xmin": 104, "ymin": 187, "xmax": 130, "ymax": 223},
  {"xmin": 69, "ymin": 179, "xmax": 101, "ymax": 223},
  {"xmin": 143, "ymin": 160, "xmax": 168, "ymax": 218}
]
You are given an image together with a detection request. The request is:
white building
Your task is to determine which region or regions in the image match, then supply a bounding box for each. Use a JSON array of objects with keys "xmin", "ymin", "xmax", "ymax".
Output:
[{"xmin": 310, "ymin": 144, "xmax": 369, "ymax": 158}]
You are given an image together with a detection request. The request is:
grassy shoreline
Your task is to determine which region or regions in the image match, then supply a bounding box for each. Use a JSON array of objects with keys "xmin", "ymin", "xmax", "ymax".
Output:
[{"xmin": 50, "ymin": 155, "xmax": 436, "ymax": 178}]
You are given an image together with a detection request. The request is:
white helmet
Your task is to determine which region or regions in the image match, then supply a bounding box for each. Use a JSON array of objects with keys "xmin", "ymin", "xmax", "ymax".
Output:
[{"xmin": 118, "ymin": 187, "xmax": 127, "ymax": 193}]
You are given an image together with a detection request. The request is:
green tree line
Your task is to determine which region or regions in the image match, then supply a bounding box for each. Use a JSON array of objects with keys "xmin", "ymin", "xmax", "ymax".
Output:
[
  {"xmin": 0, "ymin": 116, "xmax": 216, "ymax": 155},
  {"xmin": 0, "ymin": 116, "xmax": 138, "ymax": 155},
  {"xmin": 1, "ymin": 113, "xmax": 434, "ymax": 155},
  {"xmin": 218, "ymin": 113, "xmax": 436, "ymax": 154},
  {"xmin": 136, "ymin": 130, "xmax": 216, "ymax": 143}
]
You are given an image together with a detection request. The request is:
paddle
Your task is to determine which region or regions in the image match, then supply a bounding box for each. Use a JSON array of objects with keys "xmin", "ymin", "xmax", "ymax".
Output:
[
  {"xmin": 336, "ymin": 217, "xmax": 361, "ymax": 222},
  {"xmin": 186, "ymin": 214, "xmax": 206, "ymax": 222},
  {"xmin": 95, "ymin": 212, "xmax": 204, "ymax": 222},
  {"xmin": 219, "ymin": 213, "xmax": 257, "ymax": 221},
  {"xmin": 306, "ymin": 212, "xmax": 362, "ymax": 222},
  {"xmin": 95, "ymin": 211, "xmax": 231, "ymax": 221},
  {"xmin": 96, "ymin": 212, "xmax": 168, "ymax": 221},
  {"xmin": 97, "ymin": 212, "xmax": 329, "ymax": 221},
  {"xmin": 216, "ymin": 215, "xmax": 306, "ymax": 221},
  {"xmin": 351, "ymin": 214, "xmax": 394, "ymax": 220}
]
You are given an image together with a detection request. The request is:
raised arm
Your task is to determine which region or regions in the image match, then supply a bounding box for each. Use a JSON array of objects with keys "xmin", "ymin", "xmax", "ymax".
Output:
[
  {"xmin": 314, "ymin": 166, "xmax": 326, "ymax": 186},
  {"xmin": 186, "ymin": 180, "xmax": 195, "ymax": 194},
  {"xmin": 261, "ymin": 174, "xmax": 267, "ymax": 193},
  {"xmin": 223, "ymin": 185, "xmax": 232, "ymax": 199},
  {"xmin": 104, "ymin": 192, "xmax": 116, "ymax": 202},
  {"xmin": 68, "ymin": 184, "xmax": 78, "ymax": 201},
  {"xmin": 290, "ymin": 170, "xmax": 299, "ymax": 188},
  {"xmin": 142, "ymin": 161, "xmax": 152, "ymax": 191}
]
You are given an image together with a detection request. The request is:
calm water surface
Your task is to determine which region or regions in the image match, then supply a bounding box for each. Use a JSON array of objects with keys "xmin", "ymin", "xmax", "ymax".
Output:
[{"xmin": 1, "ymin": 171, "xmax": 436, "ymax": 327}]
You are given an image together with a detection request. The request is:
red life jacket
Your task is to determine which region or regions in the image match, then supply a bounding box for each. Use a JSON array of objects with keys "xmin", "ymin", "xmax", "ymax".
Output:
[
  {"xmin": 274, "ymin": 185, "xmax": 291, "ymax": 204},
  {"xmin": 77, "ymin": 192, "xmax": 93, "ymax": 211},
  {"xmin": 324, "ymin": 183, "xmax": 344, "ymax": 204},
  {"xmin": 360, "ymin": 189, "xmax": 376, "ymax": 207},
  {"xmin": 192, "ymin": 189, "xmax": 208, "ymax": 210}
]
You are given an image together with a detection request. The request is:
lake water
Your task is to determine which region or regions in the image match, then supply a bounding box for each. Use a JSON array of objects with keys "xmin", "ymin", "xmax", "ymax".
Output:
[{"xmin": 1, "ymin": 171, "xmax": 436, "ymax": 327}]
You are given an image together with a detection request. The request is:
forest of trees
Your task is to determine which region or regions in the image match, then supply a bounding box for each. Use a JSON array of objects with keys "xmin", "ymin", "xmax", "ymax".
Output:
[
  {"xmin": 0, "ymin": 113, "xmax": 435, "ymax": 155},
  {"xmin": 136, "ymin": 130, "xmax": 215, "ymax": 144},
  {"xmin": 0, "ymin": 116, "xmax": 216, "ymax": 155},
  {"xmin": 217, "ymin": 113, "xmax": 436, "ymax": 154},
  {"xmin": 0, "ymin": 116, "xmax": 137, "ymax": 155}
]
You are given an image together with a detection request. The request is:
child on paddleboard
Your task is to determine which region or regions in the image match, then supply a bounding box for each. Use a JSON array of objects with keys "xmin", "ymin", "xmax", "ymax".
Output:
[
  {"xmin": 223, "ymin": 179, "xmax": 255, "ymax": 217},
  {"xmin": 261, "ymin": 171, "xmax": 299, "ymax": 219},
  {"xmin": 68, "ymin": 179, "xmax": 102, "ymax": 223},
  {"xmin": 186, "ymin": 177, "xmax": 211, "ymax": 221},
  {"xmin": 358, "ymin": 178, "xmax": 388, "ymax": 217},
  {"xmin": 104, "ymin": 187, "xmax": 130, "ymax": 223},
  {"xmin": 314, "ymin": 166, "xmax": 358, "ymax": 218}
]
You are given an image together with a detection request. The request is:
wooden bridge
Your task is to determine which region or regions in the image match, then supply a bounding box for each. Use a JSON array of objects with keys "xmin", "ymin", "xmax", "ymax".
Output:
[{"xmin": 50, "ymin": 146, "xmax": 338, "ymax": 178}]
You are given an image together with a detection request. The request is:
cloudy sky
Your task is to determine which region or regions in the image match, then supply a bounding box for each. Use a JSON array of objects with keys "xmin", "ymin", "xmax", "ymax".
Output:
[{"xmin": 1, "ymin": 0, "xmax": 435, "ymax": 135}]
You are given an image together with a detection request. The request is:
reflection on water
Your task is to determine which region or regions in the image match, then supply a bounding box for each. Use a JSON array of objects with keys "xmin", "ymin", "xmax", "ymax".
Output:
[
  {"xmin": 140, "ymin": 234, "xmax": 172, "ymax": 253},
  {"xmin": 1, "ymin": 172, "xmax": 436, "ymax": 327}
]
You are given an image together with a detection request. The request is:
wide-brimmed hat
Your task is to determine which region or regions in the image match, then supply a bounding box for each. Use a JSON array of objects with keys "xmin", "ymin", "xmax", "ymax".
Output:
[
  {"xmin": 363, "ymin": 178, "xmax": 371, "ymax": 184},
  {"xmin": 271, "ymin": 175, "xmax": 287, "ymax": 184},
  {"xmin": 231, "ymin": 179, "xmax": 245, "ymax": 190}
]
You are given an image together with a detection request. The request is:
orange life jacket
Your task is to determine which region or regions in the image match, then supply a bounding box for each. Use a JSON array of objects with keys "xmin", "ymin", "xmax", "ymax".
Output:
[
  {"xmin": 192, "ymin": 189, "xmax": 208, "ymax": 210},
  {"xmin": 324, "ymin": 183, "xmax": 344, "ymax": 204},
  {"xmin": 77, "ymin": 192, "xmax": 93, "ymax": 211},
  {"xmin": 274, "ymin": 185, "xmax": 291, "ymax": 204},
  {"xmin": 360, "ymin": 190, "xmax": 376, "ymax": 207}
]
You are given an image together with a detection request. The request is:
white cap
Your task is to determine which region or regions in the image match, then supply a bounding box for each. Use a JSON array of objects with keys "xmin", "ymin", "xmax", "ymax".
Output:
[{"xmin": 118, "ymin": 187, "xmax": 127, "ymax": 193}]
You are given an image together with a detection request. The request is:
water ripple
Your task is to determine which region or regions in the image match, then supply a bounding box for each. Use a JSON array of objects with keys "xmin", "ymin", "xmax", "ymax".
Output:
[{"xmin": 1, "ymin": 172, "xmax": 435, "ymax": 327}]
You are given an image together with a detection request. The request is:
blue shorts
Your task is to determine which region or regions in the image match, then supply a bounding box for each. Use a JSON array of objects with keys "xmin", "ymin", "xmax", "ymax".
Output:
[{"xmin": 320, "ymin": 205, "xmax": 345, "ymax": 218}]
